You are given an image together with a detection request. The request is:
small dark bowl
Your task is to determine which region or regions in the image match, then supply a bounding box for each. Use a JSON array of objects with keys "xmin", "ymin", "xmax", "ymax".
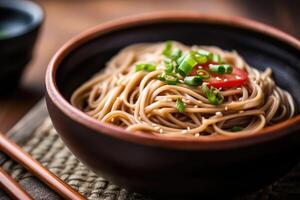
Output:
[
  {"xmin": 46, "ymin": 12, "xmax": 300, "ymax": 198},
  {"xmin": 0, "ymin": 0, "xmax": 43, "ymax": 93}
]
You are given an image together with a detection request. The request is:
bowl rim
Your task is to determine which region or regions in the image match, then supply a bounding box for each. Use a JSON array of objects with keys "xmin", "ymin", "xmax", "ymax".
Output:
[
  {"xmin": 46, "ymin": 11, "xmax": 300, "ymax": 150},
  {"xmin": 0, "ymin": 0, "xmax": 44, "ymax": 40}
]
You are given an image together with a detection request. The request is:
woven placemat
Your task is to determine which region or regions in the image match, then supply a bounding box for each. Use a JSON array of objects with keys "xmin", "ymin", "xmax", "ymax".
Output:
[
  {"xmin": 0, "ymin": 118, "xmax": 149, "ymax": 200},
  {"xmin": 0, "ymin": 101, "xmax": 300, "ymax": 200}
]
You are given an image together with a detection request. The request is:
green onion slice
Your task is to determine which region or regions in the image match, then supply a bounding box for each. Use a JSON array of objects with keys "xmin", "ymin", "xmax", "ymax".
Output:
[
  {"xmin": 176, "ymin": 53, "xmax": 185, "ymax": 65},
  {"xmin": 171, "ymin": 48, "xmax": 182, "ymax": 60},
  {"xmin": 164, "ymin": 74, "xmax": 179, "ymax": 85},
  {"xmin": 202, "ymin": 84, "xmax": 224, "ymax": 105},
  {"xmin": 197, "ymin": 69, "xmax": 210, "ymax": 79},
  {"xmin": 190, "ymin": 51, "xmax": 207, "ymax": 64},
  {"xmin": 157, "ymin": 73, "xmax": 179, "ymax": 85},
  {"xmin": 198, "ymin": 49, "xmax": 213, "ymax": 60},
  {"xmin": 157, "ymin": 73, "xmax": 165, "ymax": 81},
  {"xmin": 231, "ymin": 126, "xmax": 242, "ymax": 132},
  {"xmin": 135, "ymin": 63, "xmax": 156, "ymax": 72},
  {"xmin": 211, "ymin": 54, "xmax": 222, "ymax": 63},
  {"xmin": 177, "ymin": 53, "xmax": 198, "ymax": 76},
  {"xmin": 164, "ymin": 59, "xmax": 174, "ymax": 73},
  {"xmin": 162, "ymin": 41, "xmax": 172, "ymax": 57},
  {"xmin": 162, "ymin": 41, "xmax": 182, "ymax": 63},
  {"xmin": 176, "ymin": 98, "xmax": 185, "ymax": 113},
  {"xmin": 209, "ymin": 64, "xmax": 232, "ymax": 74},
  {"xmin": 184, "ymin": 76, "xmax": 203, "ymax": 86}
]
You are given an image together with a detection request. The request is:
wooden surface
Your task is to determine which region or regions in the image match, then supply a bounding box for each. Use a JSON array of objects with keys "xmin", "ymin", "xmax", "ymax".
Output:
[{"xmin": 0, "ymin": 0, "xmax": 299, "ymax": 132}]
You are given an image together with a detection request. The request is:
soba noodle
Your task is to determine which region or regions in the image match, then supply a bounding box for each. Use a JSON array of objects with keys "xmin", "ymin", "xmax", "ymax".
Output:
[{"xmin": 71, "ymin": 41, "xmax": 295, "ymax": 137}]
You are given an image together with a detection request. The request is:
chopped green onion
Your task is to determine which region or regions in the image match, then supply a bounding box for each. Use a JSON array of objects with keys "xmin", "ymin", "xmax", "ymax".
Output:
[
  {"xmin": 231, "ymin": 126, "xmax": 242, "ymax": 132},
  {"xmin": 198, "ymin": 49, "xmax": 213, "ymax": 60},
  {"xmin": 194, "ymin": 55, "xmax": 207, "ymax": 64},
  {"xmin": 164, "ymin": 60, "xmax": 174, "ymax": 73},
  {"xmin": 157, "ymin": 73, "xmax": 179, "ymax": 85},
  {"xmin": 135, "ymin": 64, "xmax": 144, "ymax": 72},
  {"xmin": 224, "ymin": 64, "xmax": 233, "ymax": 74},
  {"xmin": 162, "ymin": 41, "xmax": 183, "ymax": 63},
  {"xmin": 157, "ymin": 73, "xmax": 165, "ymax": 81},
  {"xmin": 190, "ymin": 51, "xmax": 207, "ymax": 64},
  {"xmin": 209, "ymin": 64, "xmax": 232, "ymax": 74},
  {"xmin": 171, "ymin": 48, "xmax": 182, "ymax": 60},
  {"xmin": 197, "ymin": 69, "xmax": 210, "ymax": 79},
  {"xmin": 201, "ymin": 84, "xmax": 224, "ymax": 105},
  {"xmin": 162, "ymin": 41, "xmax": 172, "ymax": 57},
  {"xmin": 176, "ymin": 98, "xmax": 185, "ymax": 113},
  {"xmin": 211, "ymin": 54, "xmax": 222, "ymax": 63},
  {"xmin": 135, "ymin": 63, "xmax": 156, "ymax": 72},
  {"xmin": 201, "ymin": 84, "xmax": 210, "ymax": 94},
  {"xmin": 184, "ymin": 76, "xmax": 203, "ymax": 86},
  {"xmin": 177, "ymin": 53, "xmax": 198, "ymax": 76},
  {"xmin": 144, "ymin": 64, "xmax": 156, "ymax": 71},
  {"xmin": 176, "ymin": 53, "xmax": 186, "ymax": 65},
  {"xmin": 164, "ymin": 74, "xmax": 179, "ymax": 85}
]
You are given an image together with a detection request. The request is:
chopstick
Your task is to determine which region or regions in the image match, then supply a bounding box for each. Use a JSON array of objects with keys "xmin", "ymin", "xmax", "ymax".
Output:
[
  {"xmin": 0, "ymin": 167, "xmax": 33, "ymax": 200},
  {"xmin": 0, "ymin": 133, "xmax": 86, "ymax": 200}
]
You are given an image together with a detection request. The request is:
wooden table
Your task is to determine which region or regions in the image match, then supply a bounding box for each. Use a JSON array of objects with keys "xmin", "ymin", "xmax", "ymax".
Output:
[{"xmin": 1, "ymin": 0, "xmax": 299, "ymax": 132}]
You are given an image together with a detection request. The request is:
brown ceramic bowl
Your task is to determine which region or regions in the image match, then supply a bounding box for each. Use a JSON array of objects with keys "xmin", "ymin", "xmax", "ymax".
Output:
[{"xmin": 46, "ymin": 12, "xmax": 300, "ymax": 198}]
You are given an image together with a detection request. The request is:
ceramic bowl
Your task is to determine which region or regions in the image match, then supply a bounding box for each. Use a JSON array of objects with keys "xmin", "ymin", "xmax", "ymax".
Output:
[
  {"xmin": 46, "ymin": 12, "xmax": 300, "ymax": 198},
  {"xmin": 0, "ymin": 0, "xmax": 43, "ymax": 93}
]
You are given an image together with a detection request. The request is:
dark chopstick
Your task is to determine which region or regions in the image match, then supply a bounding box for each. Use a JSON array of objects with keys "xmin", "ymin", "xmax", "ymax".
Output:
[
  {"xmin": 0, "ymin": 133, "xmax": 86, "ymax": 200},
  {"xmin": 0, "ymin": 167, "xmax": 33, "ymax": 200}
]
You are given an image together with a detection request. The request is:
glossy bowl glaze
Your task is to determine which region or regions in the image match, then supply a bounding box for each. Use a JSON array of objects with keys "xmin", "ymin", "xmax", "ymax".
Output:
[
  {"xmin": 0, "ymin": 0, "xmax": 43, "ymax": 93},
  {"xmin": 46, "ymin": 12, "xmax": 300, "ymax": 198}
]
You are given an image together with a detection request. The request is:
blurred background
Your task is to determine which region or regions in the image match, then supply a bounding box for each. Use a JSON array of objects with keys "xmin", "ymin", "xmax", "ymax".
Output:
[{"xmin": 1, "ymin": 0, "xmax": 299, "ymax": 132}]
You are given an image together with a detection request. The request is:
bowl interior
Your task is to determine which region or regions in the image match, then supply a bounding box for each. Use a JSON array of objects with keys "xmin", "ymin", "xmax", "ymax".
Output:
[
  {"xmin": 56, "ymin": 20, "xmax": 300, "ymax": 113},
  {"xmin": 0, "ymin": 0, "xmax": 43, "ymax": 40}
]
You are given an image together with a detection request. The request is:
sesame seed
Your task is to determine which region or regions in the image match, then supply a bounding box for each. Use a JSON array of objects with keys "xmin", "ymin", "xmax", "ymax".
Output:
[
  {"xmin": 239, "ymin": 110, "xmax": 244, "ymax": 113},
  {"xmin": 235, "ymin": 75, "xmax": 242, "ymax": 80},
  {"xmin": 182, "ymin": 130, "xmax": 187, "ymax": 134},
  {"xmin": 194, "ymin": 105, "xmax": 198, "ymax": 108},
  {"xmin": 239, "ymin": 97, "xmax": 242, "ymax": 101},
  {"xmin": 237, "ymin": 87, "xmax": 242, "ymax": 90},
  {"xmin": 216, "ymin": 77, "xmax": 221, "ymax": 81},
  {"xmin": 152, "ymin": 123, "xmax": 157, "ymax": 126},
  {"xmin": 224, "ymin": 79, "xmax": 228, "ymax": 82},
  {"xmin": 215, "ymin": 111, "xmax": 223, "ymax": 116},
  {"xmin": 154, "ymin": 127, "xmax": 160, "ymax": 130},
  {"xmin": 225, "ymin": 106, "xmax": 228, "ymax": 111},
  {"xmin": 111, "ymin": 118, "xmax": 115, "ymax": 122},
  {"xmin": 159, "ymin": 129, "xmax": 163, "ymax": 134},
  {"xmin": 195, "ymin": 133, "xmax": 200, "ymax": 137},
  {"xmin": 187, "ymin": 126, "xmax": 191, "ymax": 131}
]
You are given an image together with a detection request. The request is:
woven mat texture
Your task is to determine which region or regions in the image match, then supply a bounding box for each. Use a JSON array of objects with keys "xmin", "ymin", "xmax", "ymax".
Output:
[{"xmin": 1, "ymin": 118, "xmax": 300, "ymax": 200}]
